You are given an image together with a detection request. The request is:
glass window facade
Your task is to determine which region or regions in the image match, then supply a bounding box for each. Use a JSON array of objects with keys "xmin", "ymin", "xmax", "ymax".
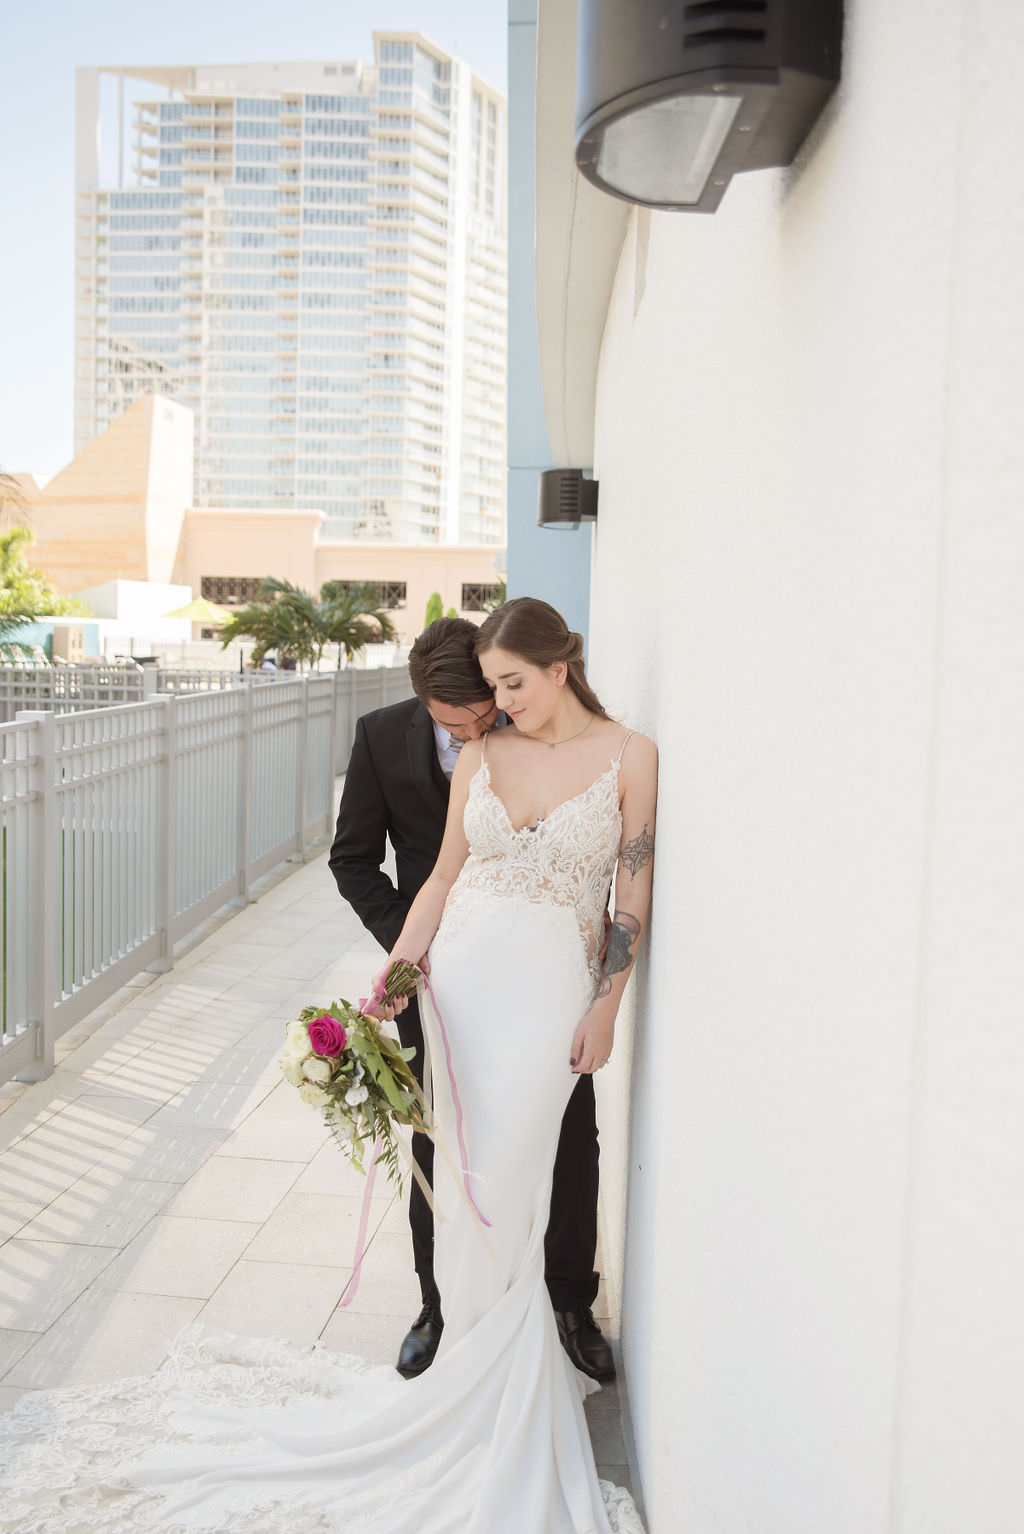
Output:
[{"xmin": 76, "ymin": 45, "xmax": 506, "ymax": 544}]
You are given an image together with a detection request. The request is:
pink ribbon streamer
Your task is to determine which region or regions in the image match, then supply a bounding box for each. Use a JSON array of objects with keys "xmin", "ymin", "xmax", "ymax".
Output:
[
  {"xmin": 422, "ymin": 973, "xmax": 492, "ymax": 1230},
  {"xmin": 340, "ymin": 1133, "xmax": 382, "ymax": 1309}
]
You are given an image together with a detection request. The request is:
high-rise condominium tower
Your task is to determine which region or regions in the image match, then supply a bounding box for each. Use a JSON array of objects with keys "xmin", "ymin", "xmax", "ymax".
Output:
[{"xmin": 74, "ymin": 37, "xmax": 507, "ymax": 544}]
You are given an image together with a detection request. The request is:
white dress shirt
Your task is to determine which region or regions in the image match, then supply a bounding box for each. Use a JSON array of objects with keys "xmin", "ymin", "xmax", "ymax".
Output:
[{"xmin": 432, "ymin": 713, "xmax": 507, "ymax": 781}]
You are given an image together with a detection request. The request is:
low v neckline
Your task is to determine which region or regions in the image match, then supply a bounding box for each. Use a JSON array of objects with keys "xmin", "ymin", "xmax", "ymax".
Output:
[{"xmin": 477, "ymin": 757, "xmax": 621, "ymax": 836}]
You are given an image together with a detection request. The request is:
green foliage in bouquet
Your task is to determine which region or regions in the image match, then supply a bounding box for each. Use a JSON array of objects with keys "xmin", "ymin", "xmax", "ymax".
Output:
[{"xmin": 281, "ymin": 961, "xmax": 430, "ymax": 1191}]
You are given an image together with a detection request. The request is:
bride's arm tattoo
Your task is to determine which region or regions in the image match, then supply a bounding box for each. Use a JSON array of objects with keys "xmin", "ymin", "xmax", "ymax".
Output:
[
  {"xmin": 618, "ymin": 824, "xmax": 654, "ymax": 879},
  {"xmin": 596, "ymin": 910, "xmax": 642, "ymax": 997}
]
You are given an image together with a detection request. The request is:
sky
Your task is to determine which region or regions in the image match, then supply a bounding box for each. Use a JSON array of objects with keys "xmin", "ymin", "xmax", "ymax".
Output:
[{"xmin": 0, "ymin": 0, "xmax": 508, "ymax": 486}]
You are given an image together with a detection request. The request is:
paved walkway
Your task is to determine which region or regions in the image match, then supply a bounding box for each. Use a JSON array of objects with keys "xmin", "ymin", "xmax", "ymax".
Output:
[{"xmin": 0, "ymin": 832, "xmax": 634, "ymax": 1493}]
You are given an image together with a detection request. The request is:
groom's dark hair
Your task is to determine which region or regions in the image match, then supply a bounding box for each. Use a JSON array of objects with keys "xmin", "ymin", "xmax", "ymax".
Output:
[{"xmin": 408, "ymin": 617, "xmax": 493, "ymax": 707}]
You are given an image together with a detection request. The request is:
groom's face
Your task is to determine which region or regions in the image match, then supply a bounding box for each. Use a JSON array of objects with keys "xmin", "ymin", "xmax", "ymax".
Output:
[{"xmin": 427, "ymin": 696, "xmax": 499, "ymax": 742}]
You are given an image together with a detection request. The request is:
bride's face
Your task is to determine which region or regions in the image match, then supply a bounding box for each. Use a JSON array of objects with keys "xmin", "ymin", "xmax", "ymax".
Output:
[{"xmin": 478, "ymin": 645, "xmax": 566, "ymax": 732}]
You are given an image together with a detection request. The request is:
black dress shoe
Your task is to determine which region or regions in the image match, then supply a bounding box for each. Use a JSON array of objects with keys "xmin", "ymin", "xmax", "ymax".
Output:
[
  {"xmin": 397, "ymin": 1302, "xmax": 444, "ymax": 1379},
  {"xmin": 553, "ymin": 1306, "xmax": 616, "ymax": 1382}
]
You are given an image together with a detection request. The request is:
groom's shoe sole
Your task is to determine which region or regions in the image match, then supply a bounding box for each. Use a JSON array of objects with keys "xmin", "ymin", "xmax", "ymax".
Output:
[{"xmin": 397, "ymin": 1313, "xmax": 444, "ymax": 1379}]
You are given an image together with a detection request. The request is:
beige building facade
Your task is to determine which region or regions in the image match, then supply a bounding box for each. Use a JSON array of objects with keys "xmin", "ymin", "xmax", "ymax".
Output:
[{"xmin": 21, "ymin": 396, "xmax": 502, "ymax": 640}]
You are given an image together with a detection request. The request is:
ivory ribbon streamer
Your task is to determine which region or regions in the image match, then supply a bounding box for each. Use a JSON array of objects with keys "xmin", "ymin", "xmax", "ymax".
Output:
[
  {"xmin": 421, "ymin": 973, "xmax": 493, "ymax": 1231},
  {"xmin": 340, "ymin": 1133, "xmax": 383, "ymax": 1309}
]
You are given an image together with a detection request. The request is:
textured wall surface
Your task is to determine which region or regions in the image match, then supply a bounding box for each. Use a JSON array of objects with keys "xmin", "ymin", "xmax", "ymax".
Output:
[{"xmin": 584, "ymin": 2, "xmax": 1024, "ymax": 1530}]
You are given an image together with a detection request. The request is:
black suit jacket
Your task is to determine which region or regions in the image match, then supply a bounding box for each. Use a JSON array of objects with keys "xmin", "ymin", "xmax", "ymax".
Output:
[{"xmin": 328, "ymin": 697, "xmax": 450, "ymax": 953}]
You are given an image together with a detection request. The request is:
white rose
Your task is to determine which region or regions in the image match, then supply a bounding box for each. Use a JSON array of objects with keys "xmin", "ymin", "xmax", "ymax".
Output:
[
  {"xmin": 284, "ymin": 1021, "xmax": 309, "ymax": 1055},
  {"xmin": 302, "ymin": 1057, "xmax": 332, "ymax": 1085},
  {"xmin": 280, "ymin": 1057, "xmax": 305, "ymax": 1087},
  {"xmin": 345, "ymin": 1083, "xmax": 369, "ymax": 1107},
  {"xmin": 299, "ymin": 1082, "xmax": 331, "ymax": 1108}
]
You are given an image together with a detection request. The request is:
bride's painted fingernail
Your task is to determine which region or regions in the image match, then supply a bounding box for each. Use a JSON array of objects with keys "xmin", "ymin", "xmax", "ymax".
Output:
[{"xmin": 569, "ymin": 1056, "xmax": 577, "ymax": 1066}]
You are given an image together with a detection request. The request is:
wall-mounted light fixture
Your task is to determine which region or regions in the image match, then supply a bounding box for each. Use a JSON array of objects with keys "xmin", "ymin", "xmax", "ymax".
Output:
[
  {"xmin": 537, "ymin": 469, "xmax": 599, "ymax": 530},
  {"xmin": 575, "ymin": 0, "xmax": 843, "ymax": 213}
]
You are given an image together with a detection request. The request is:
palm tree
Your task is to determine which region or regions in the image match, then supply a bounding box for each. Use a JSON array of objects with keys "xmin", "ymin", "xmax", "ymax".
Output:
[
  {"xmin": 319, "ymin": 581, "xmax": 396, "ymax": 663},
  {"xmin": 0, "ymin": 524, "xmax": 88, "ymax": 636},
  {"xmin": 218, "ymin": 578, "xmax": 394, "ymax": 669}
]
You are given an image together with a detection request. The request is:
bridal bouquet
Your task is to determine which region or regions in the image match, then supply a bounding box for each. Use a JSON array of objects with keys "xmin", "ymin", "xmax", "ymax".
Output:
[{"xmin": 280, "ymin": 960, "xmax": 429, "ymax": 1192}]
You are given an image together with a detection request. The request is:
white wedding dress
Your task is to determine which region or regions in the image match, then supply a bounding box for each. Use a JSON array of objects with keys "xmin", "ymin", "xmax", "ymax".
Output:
[{"xmin": 0, "ymin": 735, "xmax": 645, "ymax": 1534}]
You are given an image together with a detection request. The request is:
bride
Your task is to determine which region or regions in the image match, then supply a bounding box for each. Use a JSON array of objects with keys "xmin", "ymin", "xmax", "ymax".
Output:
[{"xmin": 0, "ymin": 598, "xmax": 657, "ymax": 1534}]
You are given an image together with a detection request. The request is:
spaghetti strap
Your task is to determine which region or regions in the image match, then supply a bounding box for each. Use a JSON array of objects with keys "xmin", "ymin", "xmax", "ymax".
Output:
[
  {"xmin": 614, "ymin": 729, "xmax": 637, "ymax": 766},
  {"xmin": 480, "ymin": 731, "xmax": 489, "ymax": 764}
]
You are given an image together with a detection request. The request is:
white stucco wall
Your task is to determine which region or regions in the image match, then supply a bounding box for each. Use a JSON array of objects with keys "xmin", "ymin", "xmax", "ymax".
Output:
[{"xmin": 578, "ymin": 2, "xmax": 1024, "ymax": 1530}]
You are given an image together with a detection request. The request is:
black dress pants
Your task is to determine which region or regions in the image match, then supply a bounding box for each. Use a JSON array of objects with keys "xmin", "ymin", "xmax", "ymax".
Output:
[{"xmin": 396, "ymin": 994, "xmax": 601, "ymax": 1315}]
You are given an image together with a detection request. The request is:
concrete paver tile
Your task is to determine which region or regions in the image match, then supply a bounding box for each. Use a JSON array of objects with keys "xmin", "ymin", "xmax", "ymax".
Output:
[
  {"xmin": 0, "ymin": 1193, "xmax": 48, "ymax": 1243},
  {"xmin": 73, "ymin": 1090, "xmax": 164, "ymax": 1126},
  {"xmin": 0, "ymin": 1327, "xmax": 42, "ymax": 1377},
  {"xmin": 217, "ymin": 1089, "xmax": 331, "ymax": 1163},
  {"xmin": 97, "ymin": 1214, "xmax": 261, "ymax": 1298},
  {"xmin": 198, "ymin": 1259, "xmax": 348, "ymax": 1346},
  {"xmin": 376, "ymin": 1194, "xmax": 414, "ymax": 1237},
  {"xmin": 166, "ymin": 1156, "xmax": 305, "ymax": 1223},
  {"xmin": 98, "ymin": 1124, "xmax": 228, "ymax": 1184},
  {"xmin": 332, "ymin": 1233, "xmax": 422, "ymax": 1316},
  {"xmin": 146, "ymin": 1077, "xmax": 277, "ymax": 1132},
  {"xmin": 291, "ymin": 1140, "xmax": 393, "ymax": 1201},
  {"xmin": 4, "ymin": 1288, "xmax": 202, "ymax": 1390},
  {"xmin": 318, "ymin": 1308, "xmax": 406, "ymax": 1368},
  {"xmin": 0, "ymin": 1239, "xmax": 118, "ymax": 1331},
  {"xmin": 1, "ymin": 1132, "xmax": 110, "ymax": 1209},
  {"xmin": 583, "ymin": 1404, "xmax": 628, "ymax": 1464},
  {"xmin": 244, "ymin": 1191, "xmax": 374, "ymax": 1268},
  {"xmin": 17, "ymin": 1168, "xmax": 177, "ymax": 1248}
]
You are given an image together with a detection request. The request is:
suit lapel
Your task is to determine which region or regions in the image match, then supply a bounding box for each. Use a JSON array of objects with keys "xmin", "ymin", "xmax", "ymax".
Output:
[{"xmin": 406, "ymin": 704, "xmax": 449, "ymax": 821}]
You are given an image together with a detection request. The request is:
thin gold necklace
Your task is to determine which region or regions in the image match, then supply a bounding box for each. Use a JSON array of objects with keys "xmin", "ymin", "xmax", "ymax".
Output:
[{"xmin": 530, "ymin": 714, "xmax": 596, "ymax": 750}]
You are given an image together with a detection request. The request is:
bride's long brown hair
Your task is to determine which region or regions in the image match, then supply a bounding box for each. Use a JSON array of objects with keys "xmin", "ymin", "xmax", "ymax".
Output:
[{"xmin": 473, "ymin": 597, "xmax": 611, "ymax": 720}]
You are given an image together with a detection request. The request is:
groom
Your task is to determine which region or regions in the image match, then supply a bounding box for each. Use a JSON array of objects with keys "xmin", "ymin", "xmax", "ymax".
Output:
[{"xmin": 329, "ymin": 617, "xmax": 614, "ymax": 1383}]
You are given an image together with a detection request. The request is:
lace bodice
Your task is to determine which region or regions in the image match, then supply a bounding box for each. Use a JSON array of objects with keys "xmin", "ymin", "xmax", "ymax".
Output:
[{"xmin": 435, "ymin": 733, "xmax": 633, "ymax": 987}]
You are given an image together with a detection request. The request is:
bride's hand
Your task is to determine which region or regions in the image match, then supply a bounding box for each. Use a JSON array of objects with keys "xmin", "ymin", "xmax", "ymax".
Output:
[
  {"xmin": 569, "ymin": 1006, "xmax": 615, "ymax": 1075},
  {"xmin": 364, "ymin": 969, "xmax": 399, "ymax": 1020},
  {"xmin": 364, "ymin": 956, "xmax": 429, "ymax": 1020}
]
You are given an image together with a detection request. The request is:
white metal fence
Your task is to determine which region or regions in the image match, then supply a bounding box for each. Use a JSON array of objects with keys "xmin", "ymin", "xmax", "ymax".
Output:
[
  {"xmin": 0, "ymin": 664, "xmax": 147, "ymax": 718},
  {"xmin": 0, "ymin": 665, "xmax": 412, "ymax": 1084},
  {"xmin": 0, "ymin": 660, "xmax": 411, "ymax": 724},
  {"xmin": 0, "ymin": 664, "xmax": 271, "ymax": 721}
]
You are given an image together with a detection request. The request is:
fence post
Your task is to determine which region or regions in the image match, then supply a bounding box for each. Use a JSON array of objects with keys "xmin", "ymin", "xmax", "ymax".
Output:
[
  {"xmin": 296, "ymin": 677, "xmax": 310, "ymax": 858},
  {"xmin": 234, "ymin": 681, "xmax": 253, "ymax": 905},
  {"xmin": 17, "ymin": 711, "xmax": 57, "ymax": 1081},
  {"xmin": 150, "ymin": 695, "xmax": 176, "ymax": 973},
  {"xmin": 327, "ymin": 670, "xmax": 341, "ymax": 823}
]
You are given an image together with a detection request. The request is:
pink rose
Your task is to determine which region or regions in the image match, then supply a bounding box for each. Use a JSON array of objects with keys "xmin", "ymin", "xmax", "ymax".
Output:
[{"xmin": 308, "ymin": 1015, "xmax": 347, "ymax": 1057}]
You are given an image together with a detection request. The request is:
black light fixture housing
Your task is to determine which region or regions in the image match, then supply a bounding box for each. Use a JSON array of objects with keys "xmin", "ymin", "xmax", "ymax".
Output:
[
  {"xmin": 575, "ymin": 0, "xmax": 843, "ymax": 213},
  {"xmin": 537, "ymin": 469, "xmax": 599, "ymax": 530}
]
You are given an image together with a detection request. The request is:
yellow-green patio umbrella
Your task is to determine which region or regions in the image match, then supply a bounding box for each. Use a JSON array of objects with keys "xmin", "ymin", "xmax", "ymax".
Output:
[{"xmin": 163, "ymin": 596, "xmax": 234, "ymax": 625}]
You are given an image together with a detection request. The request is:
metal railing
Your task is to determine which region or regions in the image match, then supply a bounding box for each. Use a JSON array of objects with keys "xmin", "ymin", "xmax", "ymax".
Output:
[
  {"xmin": 0, "ymin": 665, "xmax": 412, "ymax": 1084},
  {"xmin": 0, "ymin": 660, "xmax": 410, "ymax": 723},
  {"xmin": 0, "ymin": 663, "xmax": 146, "ymax": 718}
]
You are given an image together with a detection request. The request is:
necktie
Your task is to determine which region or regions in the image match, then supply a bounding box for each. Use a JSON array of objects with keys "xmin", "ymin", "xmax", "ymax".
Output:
[{"xmin": 447, "ymin": 733, "xmax": 465, "ymax": 754}]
